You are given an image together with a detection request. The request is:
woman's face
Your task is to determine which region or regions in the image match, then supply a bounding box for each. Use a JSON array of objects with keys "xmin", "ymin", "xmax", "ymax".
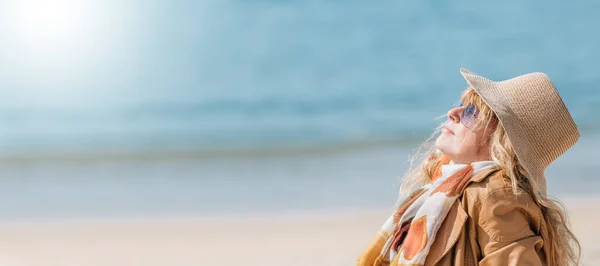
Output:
[{"xmin": 435, "ymin": 105, "xmax": 494, "ymax": 163}]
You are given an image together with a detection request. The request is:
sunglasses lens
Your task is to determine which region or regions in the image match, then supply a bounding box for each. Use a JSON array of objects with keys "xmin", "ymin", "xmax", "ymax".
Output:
[{"xmin": 462, "ymin": 105, "xmax": 477, "ymax": 127}]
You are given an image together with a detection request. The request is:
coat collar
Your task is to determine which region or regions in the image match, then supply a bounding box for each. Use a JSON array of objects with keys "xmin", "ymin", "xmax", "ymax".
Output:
[
  {"xmin": 470, "ymin": 166, "xmax": 500, "ymax": 183},
  {"xmin": 442, "ymin": 160, "xmax": 497, "ymax": 178}
]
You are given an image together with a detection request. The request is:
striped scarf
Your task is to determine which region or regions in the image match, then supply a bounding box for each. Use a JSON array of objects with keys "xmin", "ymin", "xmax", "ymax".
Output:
[{"xmin": 357, "ymin": 157, "xmax": 497, "ymax": 266}]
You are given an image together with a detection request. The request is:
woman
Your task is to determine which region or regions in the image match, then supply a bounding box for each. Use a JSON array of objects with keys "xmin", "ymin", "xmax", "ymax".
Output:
[{"xmin": 357, "ymin": 68, "xmax": 580, "ymax": 266}]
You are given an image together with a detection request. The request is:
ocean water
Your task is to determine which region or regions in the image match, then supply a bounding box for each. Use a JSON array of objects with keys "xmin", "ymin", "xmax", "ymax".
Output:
[{"xmin": 0, "ymin": 1, "xmax": 599, "ymax": 219}]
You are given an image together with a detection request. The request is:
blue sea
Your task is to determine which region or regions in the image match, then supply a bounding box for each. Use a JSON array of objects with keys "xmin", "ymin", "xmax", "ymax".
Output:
[{"xmin": 0, "ymin": 1, "xmax": 599, "ymax": 220}]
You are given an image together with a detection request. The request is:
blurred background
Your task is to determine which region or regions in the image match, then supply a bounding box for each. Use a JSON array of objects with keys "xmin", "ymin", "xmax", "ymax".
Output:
[
  {"xmin": 0, "ymin": 1, "xmax": 599, "ymax": 265},
  {"xmin": 0, "ymin": 0, "xmax": 599, "ymax": 219}
]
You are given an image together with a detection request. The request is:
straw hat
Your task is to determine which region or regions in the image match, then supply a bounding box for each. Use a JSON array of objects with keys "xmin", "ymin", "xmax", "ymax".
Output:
[{"xmin": 459, "ymin": 68, "xmax": 579, "ymax": 195}]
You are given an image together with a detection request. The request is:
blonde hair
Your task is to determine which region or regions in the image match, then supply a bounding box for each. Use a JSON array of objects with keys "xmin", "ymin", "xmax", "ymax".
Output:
[{"xmin": 397, "ymin": 87, "xmax": 580, "ymax": 265}]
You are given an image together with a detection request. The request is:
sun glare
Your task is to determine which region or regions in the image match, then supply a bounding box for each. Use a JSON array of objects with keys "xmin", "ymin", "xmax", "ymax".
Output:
[{"xmin": 12, "ymin": 0, "xmax": 86, "ymax": 46}]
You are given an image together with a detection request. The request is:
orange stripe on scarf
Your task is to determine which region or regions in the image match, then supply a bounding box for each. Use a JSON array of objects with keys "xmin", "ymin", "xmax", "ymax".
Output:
[
  {"xmin": 431, "ymin": 156, "xmax": 451, "ymax": 182},
  {"xmin": 430, "ymin": 164, "xmax": 474, "ymax": 197},
  {"xmin": 393, "ymin": 189, "xmax": 427, "ymax": 224}
]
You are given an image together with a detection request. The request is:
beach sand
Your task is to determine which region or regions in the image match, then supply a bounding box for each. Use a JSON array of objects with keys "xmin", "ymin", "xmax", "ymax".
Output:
[{"xmin": 0, "ymin": 199, "xmax": 597, "ymax": 266}]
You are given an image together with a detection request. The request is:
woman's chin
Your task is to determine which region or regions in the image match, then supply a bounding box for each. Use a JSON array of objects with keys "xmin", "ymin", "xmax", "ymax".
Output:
[
  {"xmin": 435, "ymin": 138, "xmax": 455, "ymax": 158},
  {"xmin": 435, "ymin": 135, "xmax": 449, "ymax": 151}
]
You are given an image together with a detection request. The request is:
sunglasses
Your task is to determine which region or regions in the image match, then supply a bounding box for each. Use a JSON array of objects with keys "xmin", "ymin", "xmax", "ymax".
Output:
[{"xmin": 456, "ymin": 102, "xmax": 478, "ymax": 129}]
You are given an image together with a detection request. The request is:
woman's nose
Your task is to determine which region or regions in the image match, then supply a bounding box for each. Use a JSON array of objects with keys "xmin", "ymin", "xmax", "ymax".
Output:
[{"xmin": 447, "ymin": 107, "xmax": 462, "ymax": 123}]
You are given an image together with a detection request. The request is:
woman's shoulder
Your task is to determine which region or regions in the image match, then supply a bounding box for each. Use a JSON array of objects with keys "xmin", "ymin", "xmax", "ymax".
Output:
[
  {"xmin": 463, "ymin": 168, "xmax": 542, "ymax": 224},
  {"xmin": 462, "ymin": 168, "xmax": 544, "ymax": 243},
  {"xmin": 463, "ymin": 168, "xmax": 541, "ymax": 216}
]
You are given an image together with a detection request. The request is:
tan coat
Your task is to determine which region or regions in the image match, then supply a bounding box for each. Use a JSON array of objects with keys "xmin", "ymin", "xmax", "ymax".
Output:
[{"xmin": 424, "ymin": 168, "xmax": 549, "ymax": 266}]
